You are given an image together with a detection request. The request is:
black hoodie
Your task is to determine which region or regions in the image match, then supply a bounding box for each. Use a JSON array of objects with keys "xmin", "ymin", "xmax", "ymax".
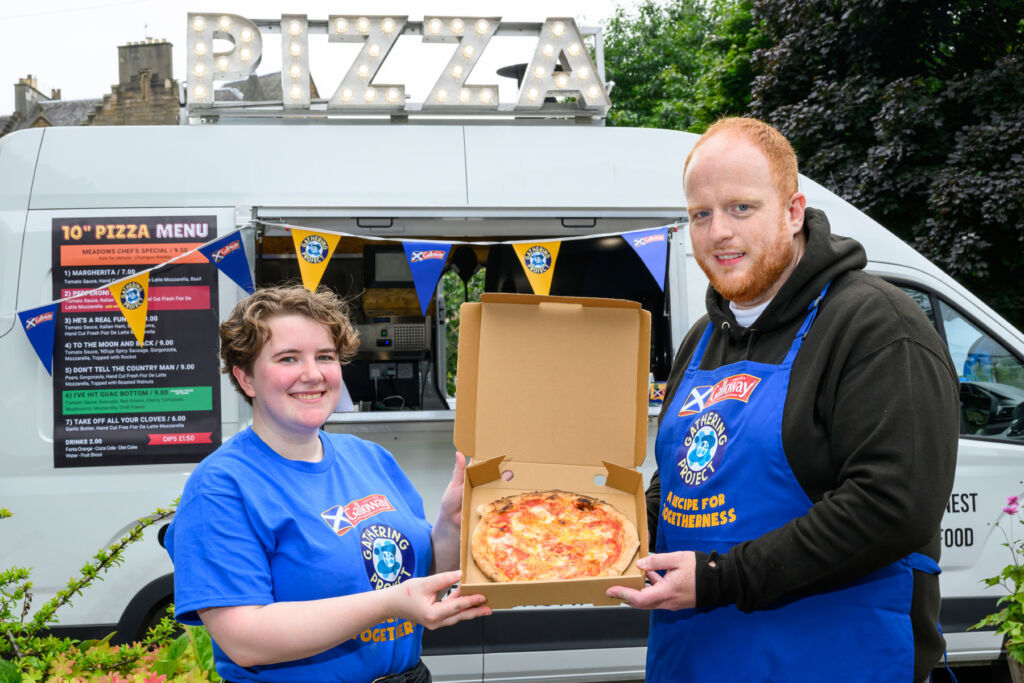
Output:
[{"xmin": 646, "ymin": 207, "xmax": 959, "ymax": 679}]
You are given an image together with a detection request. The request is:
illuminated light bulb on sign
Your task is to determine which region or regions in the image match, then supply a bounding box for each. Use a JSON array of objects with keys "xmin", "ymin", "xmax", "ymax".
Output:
[
  {"xmin": 191, "ymin": 16, "xmax": 206, "ymax": 31},
  {"xmin": 290, "ymin": 86, "xmax": 302, "ymax": 100},
  {"xmin": 534, "ymin": 66, "xmax": 546, "ymax": 78},
  {"xmin": 356, "ymin": 64, "xmax": 369, "ymax": 78},
  {"xmin": 578, "ymin": 67, "xmax": 590, "ymax": 80},
  {"xmin": 289, "ymin": 42, "xmax": 302, "ymax": 56},
  {"xmin": 459, "ymin": 88, "xmax": 471, "ymax": 102},
  {"xmin": 193, "ymin": 63, "xmax": 206, "ymax": 76},
  {"xmin": 527, "ymin": 87, "xmax": 539, "ymax": 101},
  {"xmin": 568, "ymin": 43, "xmax": 582, "ymax": 56},
  {"xmin": 194, "ymin": 42, "xmax": 207, "ymax": 56},
  {"xmin": 555, "ymin": 73, "xmax": 569, "ymax": 88},
  {"xmin": 475, "ymin": 19, "xmax": 489, "ymax": 34},
  {"xmin": 428, "ymin": 18, "xmax": 442, "ymax": 34},
  {"xmin": 587, "ymin": 85, "xmax": 600, "ymax": 98},
  {"xmin": 240, "ymin": 27, "xmax": 253, "ymax": 42},
  {"xmin": 451, "ymin": 64, "xmax": 464, "ymax": 78},
  {"xmin": 218, "ymin": 15, "xmax": 231, "ymax": 30},
  {"xmin": 194, "ymin": 85, "xmax": 206, "ymax": 98},
  {"xmin": 334, "ymin": 18, "xmax": 348, "ymax": 33},
  {"xmin": 368, "ymin": 43, "xmax": 381, "ymax": 57},
  {"xmin": 289, "ymin": 20, "xmax": 302, "ymax": 36},
  {"xmin": 363, "ymin": 88, "xmax": 377, "ymax": 102},
  {"xmin": 462, "ymin": 44, "xmax": 475, "ymax": 58},
  {"xmin": 382, "ymin": 17, "xmax": 395, "ymax": 33},
  {"xmin": 552, "ymin": 21, "xmax": 565, "ymax": 36},
  {"xmin": 239, "ymin": 47, "xmax": 252, "ymax": 62},
  {"xmin": 542, "ymin": 43, "xmax": 554, "ymax": 57},
  {"xmin": 342, "ymin": 88, "xmax": 353, "ymax": 101},
  {"xmin": 451, "ymin": 18, "xmax": 464, "ymax": 33},
  {"xmin": 436, "ymin": 89, "xmax": 449, "ymax": 102},
  {"xmin": 217, "ymin": 57, "xmax": 230, "ymax": 71},
  {"xmin": 289, "ymin": 64, "xmax": 302, "ymax": 78},
  {"xmin": 356, "ymin": 17, "xmax": 370, "ymax": 33},
  {"xmin": 480, "ymin": 89, "xmax": 494, "ymax": 103},
  {"xmin": 386, "ymin": 87, "xmax": 401, "ymax": 102}
]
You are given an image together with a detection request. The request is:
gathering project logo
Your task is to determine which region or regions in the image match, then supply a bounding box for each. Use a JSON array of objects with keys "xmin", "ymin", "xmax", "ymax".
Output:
[
  {"xmin": 361, "ymin": 524, "xmax": 414, "ymax": 590},
  {"xmin": 523, "ymin": 246, "xmax": 552, "ymax": 274},
  {"xmin": 300, "ymin": 234, "xmax": 330, "ymax": 264},
  {"xmin": 119, "ymin": 282, "xmax": 145, "ymax": 310},
  {"xmin": 676, "ymin": 411, "xmax": 728, "ymax": 487}
]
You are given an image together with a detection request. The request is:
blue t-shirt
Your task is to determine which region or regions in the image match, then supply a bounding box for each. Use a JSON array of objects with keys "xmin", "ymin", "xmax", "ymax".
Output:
[{"xmin": 165, "ymin": 428, "xmax": 433, "ymax": 682}]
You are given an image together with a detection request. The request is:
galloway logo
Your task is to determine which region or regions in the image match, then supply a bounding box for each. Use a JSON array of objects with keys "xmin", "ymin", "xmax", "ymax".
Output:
[
  {"xmin": 677, "ymin": 373, "xmax": 761, "ymax": 416},
  {"xmin": 300, "ymin": 234, "xmax": 330, "ymax": 264},
  {"xmin": 410, "ymin": 249, "xmax": 446, "ymax": 263},
  {"xmin": 321, "ymin": 494, "xmax": 395, "ymax": 537},
  {"xmin": 676, "ymin": 410, "xmax": 728, "ymax": 487},
  {"xmin": 210, "ymin": 239, "xmax": 241, "ymax": 263},
  {"xmin": 523, "ymin": 245, "xmax": 552, "ymax": 274},
  {"xmin": 25, "ymin": 312, "xmax": 55, "ymax": 329},
  {"xmin": 632, "ymin": 234, "xmax": 665, "ymax": 248}
]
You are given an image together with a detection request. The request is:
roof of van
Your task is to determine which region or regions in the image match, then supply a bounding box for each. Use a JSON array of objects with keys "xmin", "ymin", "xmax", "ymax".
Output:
[{"xmin": 0, "ymin": 122, "xmax": 951, "ymax": 285}]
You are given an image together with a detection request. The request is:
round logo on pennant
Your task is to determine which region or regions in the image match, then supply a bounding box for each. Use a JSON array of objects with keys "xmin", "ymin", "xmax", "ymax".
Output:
[
  {"xmin": 523, "ymin": 246, "xmax": 552, "ymax": 274},
  {"xmin": 361, "ymin": 524, "xmax": 414, "ymax": 590},
  {"xmin": 300, "ymin": 234, "xmax": 329, "ymax": 264},
  {"xmin": 676, "ymin": 411, "xmax": 728, "ymax": 487},
  {"xmin": 120, "ymin": 282, "xmax": 145, "ymax": 310}
]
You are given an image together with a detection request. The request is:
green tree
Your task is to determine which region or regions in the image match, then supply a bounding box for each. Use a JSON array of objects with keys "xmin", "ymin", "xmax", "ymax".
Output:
[
  {"xmin": 603, "ymin": 0, "xmax": 712, "ymax": 130},
  {"xmin": 442, "ymin": 268, "xmax": 485, "ymax": 396},
  {"xmin": 749, "ymin": 0, "xmax": 1024, "ymax": 325}
]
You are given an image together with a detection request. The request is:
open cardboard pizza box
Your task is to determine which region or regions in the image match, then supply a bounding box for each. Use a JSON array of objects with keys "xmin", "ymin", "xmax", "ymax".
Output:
[{"xmin": 454, "ymin": 293, "xmax": 650, "ymax": 608}]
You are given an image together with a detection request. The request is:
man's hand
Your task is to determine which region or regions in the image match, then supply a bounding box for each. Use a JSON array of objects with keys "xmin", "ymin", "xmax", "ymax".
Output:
[
  {"xmin": 431, "ymin": 452, "xmax": 467, "ymax": 573},
  {"xmin": 605, "ymin": 551, "xmax": 697, "ymax": 611}
]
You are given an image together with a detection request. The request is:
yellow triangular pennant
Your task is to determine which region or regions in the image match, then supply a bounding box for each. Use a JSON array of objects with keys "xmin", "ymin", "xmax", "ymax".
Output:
[
  {"xmin": 291, "ymin": 229, "xmax": 341, "ymax": 291},
  {"xmin": 512, "ymin": 241, "xmax": 561, "ymax": 295},
  {"xmin": 110, "ymin": 272, "xmax": 149, "ymax": 347}
]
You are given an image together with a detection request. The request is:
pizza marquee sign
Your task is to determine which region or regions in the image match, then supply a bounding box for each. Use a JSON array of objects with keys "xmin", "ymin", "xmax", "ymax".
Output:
[{"xmin": 186, "ymin": 13, "xmax": 611, "ymax": 117}]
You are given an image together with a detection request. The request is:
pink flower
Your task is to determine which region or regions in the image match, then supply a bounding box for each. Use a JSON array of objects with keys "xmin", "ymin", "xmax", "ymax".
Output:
[
  {"xmin": 1004, "ymin": 503, "xmax": 1020, "ymax": 515},
  {"xmin": 1007, "ymin": 495, "xmax": 1019, "ymax": 506}
]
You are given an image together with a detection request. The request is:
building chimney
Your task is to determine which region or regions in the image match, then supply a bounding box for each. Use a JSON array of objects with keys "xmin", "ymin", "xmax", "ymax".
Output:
[
  {"xmin": 50, "ymin": 88, "xmax": 61, "ymax": 100},
  {"xmin": 117, "ymin": 40, "xmax": 173, "ymax": 88},
  {"xmin": 14, "ymin": 74, "xmax": 40, "ymax": 118}
]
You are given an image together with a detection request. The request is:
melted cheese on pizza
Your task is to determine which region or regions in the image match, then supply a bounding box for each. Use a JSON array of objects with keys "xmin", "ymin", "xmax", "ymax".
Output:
[{"xmin": 483, "ymin": 495, "xmax": 625, "ymax": 581}]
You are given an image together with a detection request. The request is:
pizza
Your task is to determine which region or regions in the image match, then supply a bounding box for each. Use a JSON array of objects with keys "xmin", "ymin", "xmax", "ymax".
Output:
[{"xmin": 471, "ymin": 490, "xmax": 640, "ymax": 582}]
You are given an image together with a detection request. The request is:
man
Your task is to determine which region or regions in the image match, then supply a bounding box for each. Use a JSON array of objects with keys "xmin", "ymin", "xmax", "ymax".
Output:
[{"xmin": 607, "ymin": 117, "xmax": 958, "ymax": 682}]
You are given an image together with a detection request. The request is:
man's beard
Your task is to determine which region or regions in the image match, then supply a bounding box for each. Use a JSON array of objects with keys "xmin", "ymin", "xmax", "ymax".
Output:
[{"xmin": 698, "ymin": 229, "xmax": 794, "ymax": 304}]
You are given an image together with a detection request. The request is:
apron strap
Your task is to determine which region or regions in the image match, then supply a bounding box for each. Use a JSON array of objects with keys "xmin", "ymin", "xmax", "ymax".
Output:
[
  {"xmin": 782, "ymin": 281, "xmax": 833, "ymax": 365},
  {"xmin": 686, "ymin": 323, "xmax": 715, "ymax": 374},
  {"xmin": 905, "ymin": 551, "xmax": 942, "ymax": 575}
]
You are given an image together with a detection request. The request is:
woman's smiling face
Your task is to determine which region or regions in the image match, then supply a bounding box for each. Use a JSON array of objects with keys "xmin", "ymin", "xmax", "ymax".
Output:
[{"xmin": 233, "ymin": 314, "xmax": 341, "ymax": 441}]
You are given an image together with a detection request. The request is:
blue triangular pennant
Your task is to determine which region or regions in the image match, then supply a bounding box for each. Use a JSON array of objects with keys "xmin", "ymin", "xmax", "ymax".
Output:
[
  {"xmin": 198, "ymin": 231, "xmax": 255, "ymax": 294},
  {"xmin": 18, "ymin": 303, "xmax": 59, "ymax": 375},
  {"xmin": 623, "ymin": 227, "xmax": 669, "ymax": 291},
  {"xmin": 402, "ymin": 242, "xmax": 452, "ymax": 315}
]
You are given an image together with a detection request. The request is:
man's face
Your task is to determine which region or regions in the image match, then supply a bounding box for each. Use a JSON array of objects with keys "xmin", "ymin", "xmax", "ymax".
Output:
[{"xmin": 684, "ymin": 132, "xmax": 806, "ymax": 308}]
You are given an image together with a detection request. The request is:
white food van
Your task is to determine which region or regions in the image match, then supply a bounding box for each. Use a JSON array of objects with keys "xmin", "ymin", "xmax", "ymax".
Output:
[{"xmin": 1, "ymin": 119, "xmax": 1022, "ymax": 680}]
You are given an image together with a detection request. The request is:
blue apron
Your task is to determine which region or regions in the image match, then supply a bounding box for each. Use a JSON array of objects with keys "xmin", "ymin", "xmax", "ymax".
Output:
[{"xmin": 647, "ymin": 284, "xmax": 940, "ymax": 682}]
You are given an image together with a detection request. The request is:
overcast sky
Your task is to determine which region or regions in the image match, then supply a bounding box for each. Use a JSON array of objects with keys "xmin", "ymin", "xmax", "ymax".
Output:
[{"xmin": 0, "ymin": 0, "xmax": 630, "ymax": 115}]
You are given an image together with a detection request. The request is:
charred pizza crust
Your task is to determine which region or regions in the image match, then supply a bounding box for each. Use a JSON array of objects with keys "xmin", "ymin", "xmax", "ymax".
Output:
[{"xmin": 471, "ymin": 490, "xmax": 640, "ymax": 582}]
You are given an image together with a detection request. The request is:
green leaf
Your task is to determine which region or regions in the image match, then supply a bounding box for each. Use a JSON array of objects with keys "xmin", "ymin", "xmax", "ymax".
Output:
[
  {"xmin": 187, "ymin": 625, "xmax": 216, "ymax": 672},
  {"xmin": 0, "ymin": 660, "xmax": 22, "ymax": 683}
]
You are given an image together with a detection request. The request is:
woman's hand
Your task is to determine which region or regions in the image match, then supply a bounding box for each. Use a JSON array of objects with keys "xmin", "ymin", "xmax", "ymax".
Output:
[
  {"xmin": 431, "ymin": 452, "xmax": 467, "ymax": 572},
  {"xmin": 387, "ymin": 569, "xmax": 491, "ymax": 630}
]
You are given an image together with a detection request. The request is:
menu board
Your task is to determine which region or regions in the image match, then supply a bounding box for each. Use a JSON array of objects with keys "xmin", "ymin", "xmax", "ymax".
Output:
[{"xmin": 51, "ymin": 216, "xmax": 222, "ymax": 467}]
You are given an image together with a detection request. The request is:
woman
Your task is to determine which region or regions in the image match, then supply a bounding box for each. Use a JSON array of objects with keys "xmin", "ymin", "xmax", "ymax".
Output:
[{"xmin": 165, "ymin": 285, "xmax": 489, "ymax": 683}]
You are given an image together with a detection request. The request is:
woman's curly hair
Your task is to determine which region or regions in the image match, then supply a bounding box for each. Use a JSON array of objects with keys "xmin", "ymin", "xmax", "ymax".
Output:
[{"xmin": 219, "ymin": 284, "xmax": 360, "ymax": 404}]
